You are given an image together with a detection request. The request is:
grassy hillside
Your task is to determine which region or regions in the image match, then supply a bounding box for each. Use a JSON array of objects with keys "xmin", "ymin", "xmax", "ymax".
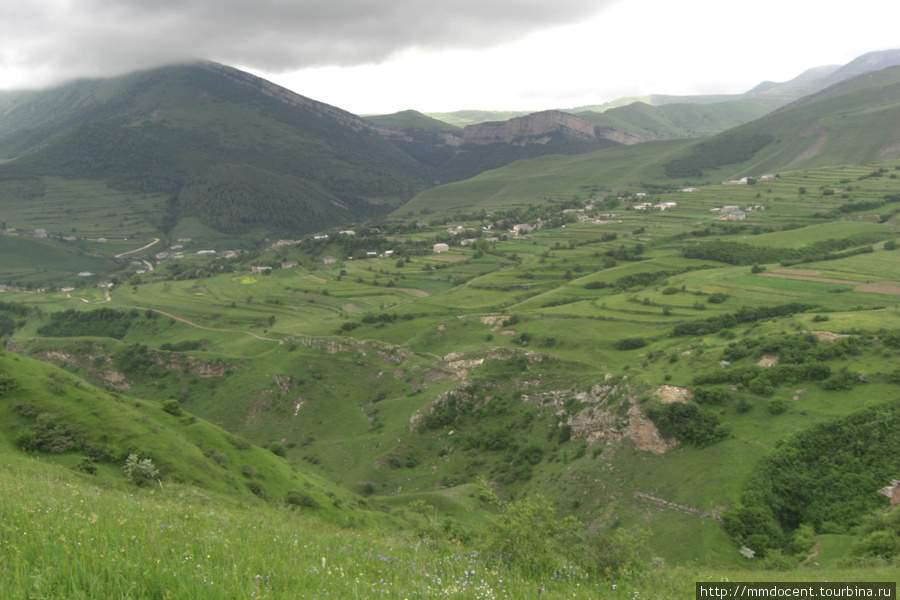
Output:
[
  {"xmin": 0, "ymin": 63, "xmax": 427, "ymax": 244},
  {"xmin": 0, "ymin": 348, "xmax": 367, "ymax": 522},
  {"xmin": 579, "ymin": 99, "xmax": 769, "ymax": 139},
  {"xmin": 396, "ymin": 66, "xmax": 900, "ymax": 218},
  {"xmin": 364, "ymin": 110, "xmax": 463, "ymax": 133}
]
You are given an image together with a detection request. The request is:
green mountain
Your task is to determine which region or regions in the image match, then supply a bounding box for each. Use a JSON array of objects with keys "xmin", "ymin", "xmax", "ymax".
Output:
[
  {"xmin": 399, "ymin": 64, "xmax": 900, "ymax": 216},
  {"xmin": 0, "ymin": 62, "xmax": 427, "ymax": 240},
  {"xmin": 426, "ymin": 50, "xmax": 900, "ymax": 142},
  {"xmin": 368, "ymin": 109, "xmax": 621, "ymax": 184}
]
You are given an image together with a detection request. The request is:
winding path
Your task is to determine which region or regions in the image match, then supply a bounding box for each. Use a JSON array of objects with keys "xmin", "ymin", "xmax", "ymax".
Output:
[
  {"xmin": 131, "ymin": 306, "xmax": 281, "ymax": 342},
  {"xmin": 115, "ymin": 238, "xmax": 160, "ymax": 258}
]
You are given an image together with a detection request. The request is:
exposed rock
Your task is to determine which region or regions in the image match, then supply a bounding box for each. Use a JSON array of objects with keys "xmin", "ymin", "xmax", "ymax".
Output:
[
  {"xmin": 653, "ymin": 385, "xmax": 693, "ymax": 403},
  {"xmin": 462, "ymin": 110, "xmax": 597, "ymax": 145},
  {"xmin": 757, "ymin": 354, "xmax": 779, "ymax": 367}
]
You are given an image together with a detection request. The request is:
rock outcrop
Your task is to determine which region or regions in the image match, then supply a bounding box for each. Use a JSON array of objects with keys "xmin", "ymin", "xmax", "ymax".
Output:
[{"xmin": 462, "ymin": 110, "xmax": 598, "ymax": 145}]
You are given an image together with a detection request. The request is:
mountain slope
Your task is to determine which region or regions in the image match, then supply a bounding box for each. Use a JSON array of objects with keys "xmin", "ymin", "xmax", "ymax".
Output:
[
  {"xmin": 0, "ymin": 62, "xmax": 428, "ymax": 239},
  {"xmin": 399, "ymin": 64, "xmax": 900, "ymax": 215}
]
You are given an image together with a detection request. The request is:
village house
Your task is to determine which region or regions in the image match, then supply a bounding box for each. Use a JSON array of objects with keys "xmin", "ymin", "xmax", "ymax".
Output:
[
  {"xmin": 460, "ymin": 238, "xmax": 479, "ymax": 246},
  {"xmin": 338, "ymin": 230, "xmax": 356, "ymax": 236},
  {"xmin": 723, "ymin": 177, "xmax": 749, "ymax": 185},
  {"xmin": 635, "ymin": 202, "xmax": 653, "ymax": 210},
  {"xmin": 512, "ymin": 224, "xmax": 534, "ymax": 234},
  {"xmin": 683, "ymin": 187, "xmax": 699, "ymax": 192},
  {"xmin": 34, "ymin": 229, "xmax": 48, "ymax": 238},
  {"xmin": 251, "ymin": 266, "xmax": 272, "ymax": 273},
  {"xmin": 760, "ymin": 174, "xmax": 777, "ymax": 181},
  {"xmin": 313, "ymin": 234, "xmax": 329, "ymax": 240},
  {"xmin": 446, "ymin": 225, "xmax": 466, "ymax": 235},
  {"xmin": 725, "ymin": 210, "xmax": 746, "ymax": 221},
  {"xmin": 433, "ymin": 243, "xmax": 449, "ymax": 254},
  {"xmin": 196, "ymin": 250, "xmax": 216, "ymax": 256},
  {"xmin": 280, "ymin": 261, "xmax": 297, "ymax": 269},
  {"xmin": 323, "ymin": 255, "xmax": 338, "ymax": 265},
  {"xmin": 383, "ymin": 250, "xmax": 394, "ymax": 257}
]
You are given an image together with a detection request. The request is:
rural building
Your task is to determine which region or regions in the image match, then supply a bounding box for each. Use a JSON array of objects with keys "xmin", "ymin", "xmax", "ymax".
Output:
[
  {"xmin": 251, "ymin": 266, "xmax": 272, "ymax": 273},
  {"xmin": 280, "ymin": 261, "xmax": 297, "ymax": 269},
  {"xmin": 725, "ymin": 210, "xmax": 746, "ymax": 221},
  {"xmin": 683, "ymin": 187, "xmax": 699, "ymax": 192},
  {"xmin": 433, "ymin": 243, "xmax": 450, "ymax": 254},
  {"xmin": 512, "ymin": 224, "xmax": 534, "ymax": 234},
  {"xmin": 635, "ymin": 203, "xmax": 653, "ymax": 210},
  {"xmin": 34, "ymin": 229, "xmax": 48, "ymax": 238},
  {"xmin": 339, "ymin": 230, "xmax": 356, "ymax": 236},
  {"xmin": 323, "ymin": 256, "xmax": 337, "ymax": 264},
  {"xmin": 760, "ymin": 174, "xmax": 776, "ymax": 181},
  {"xmin": 313, "ymin": 234, "xmax": 329, "ymax": 240}
]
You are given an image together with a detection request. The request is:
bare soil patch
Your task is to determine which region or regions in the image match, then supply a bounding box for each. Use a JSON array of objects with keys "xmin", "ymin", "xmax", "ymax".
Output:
[
  {"xmin": 811, "ymin": 331, "xmax": 850, "ymax": 342},
  {"xmin": 855, "ymin": 282, "xmax": 900, "ymax": 295}
]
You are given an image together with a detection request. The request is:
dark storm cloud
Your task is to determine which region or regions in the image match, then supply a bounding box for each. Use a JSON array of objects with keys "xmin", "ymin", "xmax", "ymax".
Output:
[{"xmin": 0, "ymin": 0, "xmax": 619, "ymax": 86}]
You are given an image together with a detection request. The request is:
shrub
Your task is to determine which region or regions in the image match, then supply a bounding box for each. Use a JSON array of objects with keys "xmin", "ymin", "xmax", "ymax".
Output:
[
  {"xmin": 73, "ymin": 457, "xmax": 98, "ymax": 475},
  {"xmin": 766, "ymin": 398, "xmax": 787, "ymax": 414},
  {"xmin": 161, "ymin": 399, "xmax": 183, "ymax": 416},
  {"xmin": 245, "ymin": 480, "xmax": 266, "ymax": 498},
  {"xmin": 285, "ymin": 490, "xmax": 319, "ymax": 510},
  {"xmin": 124, "ymin": 454, "xmax": 159, "ymax": 486},
  {"xmin": 269, "ymin": 442, "xmax": 287, "ymax": 458},
  {"xmin": 612, "ymin": 337, "xmax": 647, "ymax": 351}
]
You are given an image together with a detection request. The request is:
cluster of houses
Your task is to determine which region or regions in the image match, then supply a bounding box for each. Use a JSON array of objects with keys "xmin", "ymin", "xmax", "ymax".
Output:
[
  {"xmin": 723, "ymin": 174, "xmax": 777, "ymax": 185},
  {"xmin": 635, "ymin": 201, "xmax": 678, "ymax": 211},
  {"xmin": 709, "ymin": 204, "xmax": 765, "ymax": 220}
]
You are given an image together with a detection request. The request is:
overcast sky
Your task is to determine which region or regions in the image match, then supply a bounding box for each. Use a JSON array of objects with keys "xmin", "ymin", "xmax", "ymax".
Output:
[{"xmin": 1, "ymin": 0, "xmax": 898, "ymax": 114}]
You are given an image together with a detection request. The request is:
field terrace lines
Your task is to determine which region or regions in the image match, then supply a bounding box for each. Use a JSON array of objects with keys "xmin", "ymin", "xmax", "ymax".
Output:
[{"xmin": 130, "ymin": 306, "xmax": 281, "ymax": 342}]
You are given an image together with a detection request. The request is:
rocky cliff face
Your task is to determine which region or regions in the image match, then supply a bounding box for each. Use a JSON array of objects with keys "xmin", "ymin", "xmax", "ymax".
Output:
[{"xmin": 462, "ymin": 110, "xmax": 598, "ymax": 145}]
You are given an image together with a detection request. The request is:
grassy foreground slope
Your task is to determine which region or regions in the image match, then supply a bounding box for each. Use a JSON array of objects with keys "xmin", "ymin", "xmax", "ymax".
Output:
[
  {"xmin": 0, "ymin": 348, "xmax": 367, "ymax": 524},
  {"xmin": 4, "ymin": 452, "xmax": 895, "ymax": 600}
]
